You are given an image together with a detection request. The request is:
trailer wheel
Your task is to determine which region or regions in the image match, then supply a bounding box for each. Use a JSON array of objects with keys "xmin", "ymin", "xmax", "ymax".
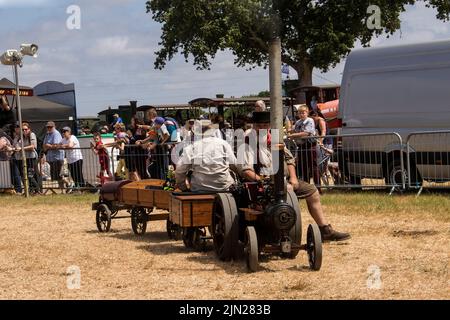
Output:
[
  {"xmin": 131, "ymin": 207, "xmax": 148, "ymax": 235},
  {"xmin": 182, "ymin": 228, "xmax": 194, "ymax": 248},
  {"xmin": 307, "ymin": 224, "xmax": 323, "ymax": 271},
  {"xmin": 192, "ymin": 228, "xmax": 207, "ymax": 252},
  {"xmin": 245, "ymin": 226, "xmax": 259, "ymax": 272},
  {"xmin": 286, "ymin": 189, "xmax": 302, "ymax": 259},
  {"xmin": 96, "ymin": 204, "xmax": 111, "ymax": 233},
  {"xmin": 166, "ymin": 219, "xmax": 180, "ymax": 240},
  {"xmin": 212, "ymin": 193, "xmax": 239, "ymax": 261}
]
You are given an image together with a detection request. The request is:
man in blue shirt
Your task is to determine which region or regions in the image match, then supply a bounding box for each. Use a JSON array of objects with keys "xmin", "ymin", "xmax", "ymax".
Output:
[
  {"xmin": 111, "ymin": 113, "xmax": 123, "ymax": 129},
  {"xmin": 43, "ymin": 121, "xmax": 65, "ymax": 189}
]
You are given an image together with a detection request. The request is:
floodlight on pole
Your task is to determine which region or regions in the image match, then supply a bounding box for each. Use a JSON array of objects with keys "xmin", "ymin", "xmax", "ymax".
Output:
[
  {"xmin": 20, "ymin": 44, "xmax": 39, "ymax": 58},
  {"xmin": 1, "ymin": 43, "xmax": 39, "ymax": 198}
]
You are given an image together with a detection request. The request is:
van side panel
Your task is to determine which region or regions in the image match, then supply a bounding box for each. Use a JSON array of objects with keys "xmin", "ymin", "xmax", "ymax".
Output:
[
  {"xmin": 345, "ymin": 66, "xmax": 450, "ymax": 129},
  {"xmin": 339, "ymin": 41, "xmax": 450, "ymax": 183}
]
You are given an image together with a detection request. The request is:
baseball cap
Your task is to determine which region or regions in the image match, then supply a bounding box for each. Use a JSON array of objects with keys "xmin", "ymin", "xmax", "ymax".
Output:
[
  {"xmin": 46, "ymin": 121, "xmax": 55, "ymax": 127},
  {"xmin": 154, "ymin": 117, "xmax": 165, "ymax": 125},
  {"xmin": 61, "ymin": 126, "xmax": 71, "ymax": 132}
]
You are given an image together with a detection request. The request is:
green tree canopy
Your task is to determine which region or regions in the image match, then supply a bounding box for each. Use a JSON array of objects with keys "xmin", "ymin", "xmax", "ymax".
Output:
[{"xmin": 146, "ymin": 0, "xmax": 450, "ymax": 101}]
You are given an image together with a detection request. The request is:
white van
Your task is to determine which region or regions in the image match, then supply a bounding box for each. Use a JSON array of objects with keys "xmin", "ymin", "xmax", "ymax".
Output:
[{"xmin": 338, "ymin": 40, "xmax": 450, "ymax": 186}]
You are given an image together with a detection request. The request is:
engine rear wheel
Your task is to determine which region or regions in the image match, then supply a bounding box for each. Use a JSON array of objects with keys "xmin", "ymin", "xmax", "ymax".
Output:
[
  {"xmin": 212, "ymin": 193, "xmax": 239, "ymax": 261},
  {"xmin": 307, "ymin": 224, "xmax": 323, "ymax": 271}
]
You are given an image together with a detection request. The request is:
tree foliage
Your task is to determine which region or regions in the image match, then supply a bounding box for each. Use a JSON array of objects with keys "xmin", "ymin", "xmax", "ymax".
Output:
[{"xmin": 146, "ymin": 0, "xmax": 450, "ymax": 88}]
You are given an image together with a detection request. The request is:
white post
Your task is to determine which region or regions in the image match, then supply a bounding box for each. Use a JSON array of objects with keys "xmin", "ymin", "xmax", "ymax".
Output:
[{"xmin": 14, "ymin": 62, "xmax": 29, "ymax": 198}]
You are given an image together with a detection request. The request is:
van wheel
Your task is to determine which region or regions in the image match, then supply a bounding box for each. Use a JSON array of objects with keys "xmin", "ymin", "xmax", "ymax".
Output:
[{"xmin": 385, "ymin": 159, "xmax": 420, "ymax": 189}]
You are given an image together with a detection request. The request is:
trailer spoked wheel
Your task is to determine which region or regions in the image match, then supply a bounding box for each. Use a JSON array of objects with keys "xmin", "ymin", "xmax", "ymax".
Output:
[
  {"xmin": 212, "ymin": 193, "xmax": 239, "ymax": 261},
  {"xmin": 131, "ymin": 207, "xmax": 148, "ymax": 235},
  {"xmin": 245, "ymin": 226, "xmax": 259, "ymax": 272},
  {"xmin": 166, "ymin": 219, "xmax": 181, "ymax": 240},
  {"xmin": 192, "ymin": 228, "xmax": 207, "ymax": 252},
  {"xmin": 287, "ymin": 189, "xmax": 302, "ymax": 259},
  {"xmin": 307, "ymin": 224, "xmax": 323, "ymax": 271},
  {"xmin": 96, "ymin": 204, "xmax": 111, "ymax": 233},
  {"xmin": 182, "ymin": 228, "xmax": 194, "ymax": 248}
]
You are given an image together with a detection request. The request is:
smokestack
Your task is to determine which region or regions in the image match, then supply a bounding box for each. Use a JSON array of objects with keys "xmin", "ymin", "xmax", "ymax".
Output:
[{"xmin": 130, "ymin": 100, "xmax": 137, "ymax": 115}]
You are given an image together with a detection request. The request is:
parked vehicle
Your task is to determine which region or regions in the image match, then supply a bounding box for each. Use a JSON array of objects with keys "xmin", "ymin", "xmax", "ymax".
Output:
[{"xmin": 338, "ymin": 40, "xmax": 450, "ymax": 187}]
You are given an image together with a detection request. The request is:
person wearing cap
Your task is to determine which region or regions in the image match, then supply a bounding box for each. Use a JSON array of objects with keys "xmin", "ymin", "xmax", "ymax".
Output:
[
  {"xmin": 237, "ymin": 111, "xmax": 350, "ymax": 242},
  {"xmin": 175, "ymin": 120, "xmax": 237, "ymax": 192},
  {"xmin": 155, "ymin": 116, "xmax": 177, "ymax": 144},
  {"xmin": 136, "ymin": 116, "xmax": 168, "ymax": 147},
  {"xmin": 43, "ymin": 121, "xmax": 65, "ymax": 189},
  {"xmin": 60, "ymin": 126, "xmax": 85, "ymax": 190},
  {"xmin": 110, "ymin": 113, "xmax": 123, "ymax": 129}
]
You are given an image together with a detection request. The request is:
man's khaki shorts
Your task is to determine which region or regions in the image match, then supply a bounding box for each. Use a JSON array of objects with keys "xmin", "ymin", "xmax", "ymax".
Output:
[{"xmin": 293, "ymin": 180, "xmax": 318, "ymax": 199}]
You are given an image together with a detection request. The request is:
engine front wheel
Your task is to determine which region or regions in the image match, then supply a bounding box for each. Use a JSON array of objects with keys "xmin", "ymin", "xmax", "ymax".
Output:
[
  {"xmin": 307, "ymin": 224, "xmax": 323, "ymax": 271},
  {"xmin": 245, "ymin": 226, "xmax": 259, "ymax": 273}
]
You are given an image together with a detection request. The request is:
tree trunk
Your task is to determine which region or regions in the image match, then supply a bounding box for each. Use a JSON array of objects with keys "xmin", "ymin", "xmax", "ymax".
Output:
[{"xmin": 293, "ymin": 60, "xmax": 313, "ymax": 104}]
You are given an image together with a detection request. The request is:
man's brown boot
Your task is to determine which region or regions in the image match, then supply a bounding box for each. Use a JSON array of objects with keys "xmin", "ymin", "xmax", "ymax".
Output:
[{"xmin": 319, "ymin": 224, "xmax": 351, "ymax": 242}]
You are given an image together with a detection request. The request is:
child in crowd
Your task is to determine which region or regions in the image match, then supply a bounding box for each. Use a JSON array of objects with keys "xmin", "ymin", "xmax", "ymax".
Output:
[
  {"xmin": 91, "ymin": 132, "xmax": 112, "ymax": 185},
  {"xmin": 111, "ymin": 123, "xmax": 129, "ymax": 180}
]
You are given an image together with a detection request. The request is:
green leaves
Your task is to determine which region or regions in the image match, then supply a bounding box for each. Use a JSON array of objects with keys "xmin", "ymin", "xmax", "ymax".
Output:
[{"xmin": 146, "ymin": 0, "xmax": 450, "ymax": 82}]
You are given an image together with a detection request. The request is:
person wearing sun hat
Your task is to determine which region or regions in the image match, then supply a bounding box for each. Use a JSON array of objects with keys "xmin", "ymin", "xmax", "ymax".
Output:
[
  {"xmin": 110, "ymin": 113, "xmax": 123, "ymax": 129},
  {"xmin": 175, "ymin": 119, "xmax": 237, "ymax": 192}
]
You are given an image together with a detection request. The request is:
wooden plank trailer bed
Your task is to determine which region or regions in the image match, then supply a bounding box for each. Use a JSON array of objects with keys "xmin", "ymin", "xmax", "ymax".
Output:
[{"xmin": 92, "ymin": 180, "xmax": 214, "ymax": 249}]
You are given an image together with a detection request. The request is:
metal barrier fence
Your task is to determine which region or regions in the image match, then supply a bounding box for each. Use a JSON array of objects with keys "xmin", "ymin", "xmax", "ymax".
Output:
[
  {"xmin": 1, "ymin": 131, "xmax": 450, "ymax": 195},
  {"xmin": 286, "ymin": 132, "xmax": 405, "ymax": 193},
  {"xmin": 407, "ymin": 130, "xmax": 450, "ymax": 195},
  {"xmin": 0, "ymin": 144, "xmax": 174, "ymax": 194}
]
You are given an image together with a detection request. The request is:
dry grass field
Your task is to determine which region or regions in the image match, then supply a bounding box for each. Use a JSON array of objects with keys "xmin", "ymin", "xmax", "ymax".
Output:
[{"xmin": 0, "ymin": 191, "xmax": 448, "ymax": 300}]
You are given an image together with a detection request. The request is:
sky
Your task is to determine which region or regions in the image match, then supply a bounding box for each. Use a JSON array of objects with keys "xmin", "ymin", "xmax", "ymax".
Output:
[{"xmin": 1, "ymin": 1, "xmax": 450, "ymax": 116}]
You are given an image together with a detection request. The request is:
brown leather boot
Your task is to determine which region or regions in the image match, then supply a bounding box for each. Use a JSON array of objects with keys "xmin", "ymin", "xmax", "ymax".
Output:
[{"xmin": 319, "ymin": 224, "xmax": 351, "ymax": 242}]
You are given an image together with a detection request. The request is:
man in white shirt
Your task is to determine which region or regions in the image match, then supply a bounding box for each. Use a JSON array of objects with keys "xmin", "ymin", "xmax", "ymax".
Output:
[
  {"xmin": 60, "ymin": 126, "xmax": 85, "ymax": 189},
  {"xmin": 175, "ymin": 120, "xmax": 237, "ymax": 192}
]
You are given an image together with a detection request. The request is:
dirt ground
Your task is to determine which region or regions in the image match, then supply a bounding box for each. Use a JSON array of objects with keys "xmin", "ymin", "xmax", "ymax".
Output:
[{"xmin": 0, "ymin": 192, "xmax": 448, "ymax": 300}]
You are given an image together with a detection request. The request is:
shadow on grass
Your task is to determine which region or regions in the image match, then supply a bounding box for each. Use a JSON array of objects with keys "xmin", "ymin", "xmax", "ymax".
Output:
[{"xmin": 85, "ymin": 229, "xmax": 171, "ymax": 243}]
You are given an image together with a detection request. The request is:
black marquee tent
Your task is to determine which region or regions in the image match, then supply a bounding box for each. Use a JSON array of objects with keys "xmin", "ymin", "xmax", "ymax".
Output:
[{"xmin": 1, "ymin": 78, "xmax": 75, "ymax": 138}]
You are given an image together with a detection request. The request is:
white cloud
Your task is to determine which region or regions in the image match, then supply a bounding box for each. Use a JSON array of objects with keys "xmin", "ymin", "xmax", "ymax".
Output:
[
  {"xmin": 0, "ymin": 0, "xmax": 53, "ymax": 7},
  {"xmin": 86, "ymin": 36, "xmax": 152, "ymax": 57}
]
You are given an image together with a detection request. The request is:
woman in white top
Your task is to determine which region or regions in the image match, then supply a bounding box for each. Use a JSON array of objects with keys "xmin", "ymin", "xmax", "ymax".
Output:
[{"xmin": 60, "ymin": 126, "xmax": 85, "ymax": 188}]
